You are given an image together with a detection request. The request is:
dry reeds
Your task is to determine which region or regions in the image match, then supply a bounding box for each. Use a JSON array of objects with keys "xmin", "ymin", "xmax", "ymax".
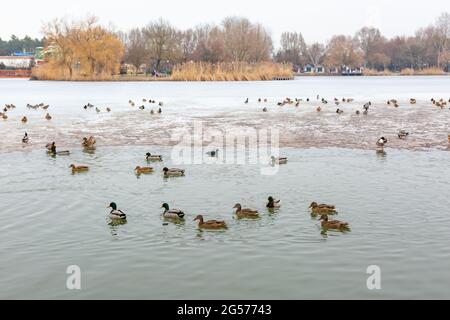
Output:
[{"xmin": 170, "ymin": 61, "xmax": 293, "ymax": 81}]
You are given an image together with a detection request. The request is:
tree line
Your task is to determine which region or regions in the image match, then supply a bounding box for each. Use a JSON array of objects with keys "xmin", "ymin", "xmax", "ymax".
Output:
[
  {"xmin": 23, "ymin": 12, "xmax": 450, "ymax": 78},
  {"xmin": 275, "ymin": 12, "xmax": 450, "ymax": 71},
  {"xmin": 0, "ymin": 35, "xmax": 44, "ymax": 56}
]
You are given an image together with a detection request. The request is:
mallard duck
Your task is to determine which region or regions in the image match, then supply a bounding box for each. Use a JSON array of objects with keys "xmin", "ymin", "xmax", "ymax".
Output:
[
  {"xmin": 95, "ymin": 107, "xmax": 101, "ymax": 113},
  {"xmin": 194, "ymin": 215, "xmax": 227, "ymax": 230},
  {"xmin": 244, "ymin": 98, "xmax": 249, "ymax": 104},
  {"xmin": 158, "ymin": 108, "xmax": 162, "ymax": 114},
  {"xmin": 82, "ymin": 136, "xmax": 96, "ymax": 148},
  {"xmin": 398, "ymin": 130, "xmax": 409, "ymax": 139},
  {"xmin": 106, "ymin": 107, "xmax": 111, "ymax": 112},
  {"xmin": 271, "ymin": 156, "xmax": 288, "ymax": 164},
  {"xmin": 206, "ymin": 149, "xmax": 219, "ymax": 157},
  {"xmin": 42, "ymin": 105, "xmax": 49, "ymax": 110},
  {"xmin": 146, "ymin": 152, "xmax": 163, "ymax": 161},
  {"xmin": 161, "ymin": 203, "xmax": 185, "ymax": 219},
  {"xmin": 233, "ymin": 203, "xmax": 259, "ymax": 219},
  {"xmin": 158, "ymin": 102, "xmax": 164, "ymax": 107},
  {"xmin": 139, "ymin": 105, "xmax": 145, "ymax": 110},
  {"xmin": 107, "ymin": 202, "xmax": 127, "ymax": 220},
  {"xmin": 376, "ymin": 137, "xmax": 388, "ymax": 147},
  {"xmin": 2, "ymin": 113, "xmax": 8, "ymax": 120},
  {"xmin": 258, "ymin": 98, "xmax": 262, "ymax": 102},
  {"xmin": 22, "ymin": 132, "xmax": 29, "ymax": 144},
  {"xmin": 70, "ymin": 164, "xmax": 89, "ymax": 173},
  {"xmin": 355, "ymin": 110, "xmax": 360, "ymax": 115},
  {"xmin": 150, "ymin": 109, "xmax": 155, "ymax": 114},
  {"xmin": 316, "ymin": 106, "xmax": 321, "ymax": 112},
  {"xmin": 410, "ymin": 98, "xmax": 417, "ymax": 104},
  {"xmin": 163, "ymin": 167, "xmax": 185, "ymax": 176},
  {"xmin": 320, "ymin": 215, "xmax": 349, "ymax": 230},
  {"xmin": 309, "ymin": 202, "xmax": 337, "ymax": 214},
  {"xmin": 45, "ymin": 113, "xmax": 52, "ymax": 120},
  {"xmin": 336, "ymin": 108, "xmax": 344, "ymax": 114},
  {"xmin": 46, "ymin": 142, "xmax": 70, "ymax": 155},
  {"xmin": 135, "ymin": 166, "xmax": 153, "ymax": 174},
  {"xmin": 262, "ymin": 107, "xmax": 268, "ymax": 112},
  {"xmin": 21, "ymin": 116, "xmax": 28, "ymax": 123},
  {"xmin": 143, "ymin": 98, "xmax": 147, "ymax": 102},
  {"xmin": 266, "ymin": 196, "xmax": 281, "ymax": 209},
  {"xmin": 363, "ymin": 102, "xmax": 371, "ymax": 111}
]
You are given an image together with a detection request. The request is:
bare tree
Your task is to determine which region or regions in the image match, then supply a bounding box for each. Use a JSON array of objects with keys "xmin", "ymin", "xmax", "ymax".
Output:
[
  {"xmin": 124, "ymin": 28, "xmax": 148, "ymax": 74},
  {"xmin": 143, "ymin": 18, "xmax": 179, "ymax": 72},
  {"xmin": 275, "ymin": 32, "xmax": 307, "ymax": 67},
  {"xmin": 306, "ymin": 42, "xmax": 325, "ymax": 66}
]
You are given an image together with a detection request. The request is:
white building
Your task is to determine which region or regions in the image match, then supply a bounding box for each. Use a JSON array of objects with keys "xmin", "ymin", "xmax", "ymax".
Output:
[{"xmin": 0, "ymin": 56, "xmax": 34, "ymax": 69}]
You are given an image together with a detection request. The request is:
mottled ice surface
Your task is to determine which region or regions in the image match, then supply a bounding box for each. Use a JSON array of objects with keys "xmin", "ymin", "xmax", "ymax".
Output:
[{"xmin": 0, "ymin": 77, "xmax": 449, "ymax": 153}]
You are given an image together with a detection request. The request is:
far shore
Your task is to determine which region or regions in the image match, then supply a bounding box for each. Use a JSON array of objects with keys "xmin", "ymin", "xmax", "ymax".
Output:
[{"xmin": 23, "ymin": 73, "xmax": 449, "ymax": 81}]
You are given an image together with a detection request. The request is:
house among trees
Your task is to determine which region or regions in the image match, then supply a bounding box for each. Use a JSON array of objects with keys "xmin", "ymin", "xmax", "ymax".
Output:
[
  {"xmin": 0, "ymin": 54, "xmax": 34, "ymax": 69},
  {"xmin": 341, "ymin": 65, "xmax": 363, "ymax": 75},
  {"xmin": 302, "ymin": 64, "xmax": 325, "ymax": 74}
]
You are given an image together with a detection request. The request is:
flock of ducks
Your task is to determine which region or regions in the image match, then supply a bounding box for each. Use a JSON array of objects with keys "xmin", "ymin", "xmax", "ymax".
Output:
[
  {"xmin": 23, "ymin": 131, "xmax": 350, "ymax": 232},
  {"xmin": 246, "ymin": 96, "xmax": 450, "ymax": 147},
  {"xmin": 1, "ymin": 97, "xmax": 166, "ymax": 123},
  {"xmin": 5, "ymin": 95, "xmax": 450, "ymax": 232}
]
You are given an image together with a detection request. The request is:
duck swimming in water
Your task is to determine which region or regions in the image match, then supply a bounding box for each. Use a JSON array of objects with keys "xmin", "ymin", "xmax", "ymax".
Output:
[
  {"xmin": 21, "ymin": 116, "xmax": 27, "ymax": 123},
  {"xmin": 376, "ymin": 137, "xmax": 388, "ymax": 148},
  {"xmin": 309, "ymin": 202, "xmax": 337, "ymax": 214},
  {"xmin": 163, "ymin": 167, "xmax": 185, "ymax": 177},
  {"xmin": 320, "ymin": 215, "xmax": 349, "ymax": 230},
  {"xmin": 271, "ymin": 156, "xmax": 288, "ymax": 165},
  {"xmin": 266, "ymin": 196, "xmax": 281, "ymax": 209},
  {"xmin": 336, "ymin": 108, "xmax": 344, "ymax": 114},
  {"xmin": 161, "ymin": 203, "xmax": 185, "ymax": 219},
  {"xmin": 70, "ymin": 164, "xmax": 89, "ymax": 173},
  {"xmin": 146, "ymin": 152, "xmax": 163, "ymax": 161},
  {"xmin": 45, "ymin": 113, "xmax": 52, "ymax": 120},
  {"xmin": 135, "ymin": 166, "xmax": 154, "ymax": 174},
  {"xmin": 206, "ymin": 149, "xmax": 219, "ymax": 157},
  {"xmin": 22, "ymin": 132, "xmax": 29, "ymax": 144},
  {"xmin": 398, "ymin": 130, "xmax": 409, "ymax": 139},
  {"xmin": 194, "ymin": 215, "xmax": 227, "ymax": 230},
  {"xmin": 82, "ymin": 136, "xmax": 96, "ymax": 148},
  {"xmin": 233, "ymin": 203, "xmax": 259, "ymax": 219},
  {"xmin": 107, "ymin": 202, "xmax": 127, "ymax": 220}
]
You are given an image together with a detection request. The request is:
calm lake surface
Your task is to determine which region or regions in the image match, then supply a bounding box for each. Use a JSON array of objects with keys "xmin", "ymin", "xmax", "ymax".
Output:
[{"xmin": 1, "ymin": 77, "xmax": 450, "ymax": 299}]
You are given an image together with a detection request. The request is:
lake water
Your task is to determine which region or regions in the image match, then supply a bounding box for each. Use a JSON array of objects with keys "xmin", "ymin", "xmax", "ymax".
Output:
[{"xmin": 1, "ymin": 77, "xmax": 450, "ymax": 299}]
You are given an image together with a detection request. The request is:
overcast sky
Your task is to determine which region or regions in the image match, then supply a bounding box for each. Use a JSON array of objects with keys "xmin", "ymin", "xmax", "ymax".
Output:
[{"xmin": 1, "ymin": 0, "xmax": 449, "ymax": 44}]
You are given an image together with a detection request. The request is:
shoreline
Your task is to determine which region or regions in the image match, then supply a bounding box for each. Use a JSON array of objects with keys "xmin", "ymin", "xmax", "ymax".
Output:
[{"xmin": 7, "ymin": 73, "xmax": 445, "ymax": 81}]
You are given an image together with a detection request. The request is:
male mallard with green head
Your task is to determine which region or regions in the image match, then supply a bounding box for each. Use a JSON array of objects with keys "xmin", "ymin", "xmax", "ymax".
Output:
[
  {"xmin": 266, "ymin": 196, "xmax": 281, "ymax": 209},
  {"xmin": 161, "ymin": 203, "xmax": 185, "ymax": 219},
  {"xmin": 107, "ymin": 202, "xmax": 127, "ymax": 220},
  {"xmin": 146, "ymin": 152, "xmax": 163, "ymax": 161},
  {"xmin": 163, "ymin": 167, "xmax": 185, "ymax": 177}
]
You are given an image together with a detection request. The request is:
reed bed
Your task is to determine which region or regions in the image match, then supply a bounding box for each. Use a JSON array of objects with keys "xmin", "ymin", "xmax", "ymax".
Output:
[{"xmin": 170, "ymin": 62, "xmax": 293, "ymax": 81}]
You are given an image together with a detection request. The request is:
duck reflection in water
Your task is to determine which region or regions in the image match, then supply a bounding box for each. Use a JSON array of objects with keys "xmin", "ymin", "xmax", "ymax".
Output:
[{"xmin": 376, "ymin": 149, "xmax": 387, "ymax": 159}]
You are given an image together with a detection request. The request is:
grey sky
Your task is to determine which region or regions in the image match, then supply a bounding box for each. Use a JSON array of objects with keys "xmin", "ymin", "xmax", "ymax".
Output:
[{"xmin": 1, "ymin": 0, "xmax": 449, "ymax": 44}]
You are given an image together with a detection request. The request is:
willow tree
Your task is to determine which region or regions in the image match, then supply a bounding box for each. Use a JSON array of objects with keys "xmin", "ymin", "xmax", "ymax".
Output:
[{"xmin": 39, "ymin": 17, "xmax": 124, "ymax": 79}]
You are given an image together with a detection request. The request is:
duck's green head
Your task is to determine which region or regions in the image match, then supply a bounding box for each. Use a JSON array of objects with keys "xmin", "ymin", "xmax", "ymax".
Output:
[
  {"xmin": 161, "ymin": 203, "xmax": 169, "ymax": 210},
  {"xmin": 146, "ymin": 152, "xmax": 151, "ymax": 157},
  {"xmin": 268, "ymin": 196, "xmax": 274, "ymax": 202},
  {"xmin": 108, "ymin": 202, "xmax": 117, "ymax": 210}
]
